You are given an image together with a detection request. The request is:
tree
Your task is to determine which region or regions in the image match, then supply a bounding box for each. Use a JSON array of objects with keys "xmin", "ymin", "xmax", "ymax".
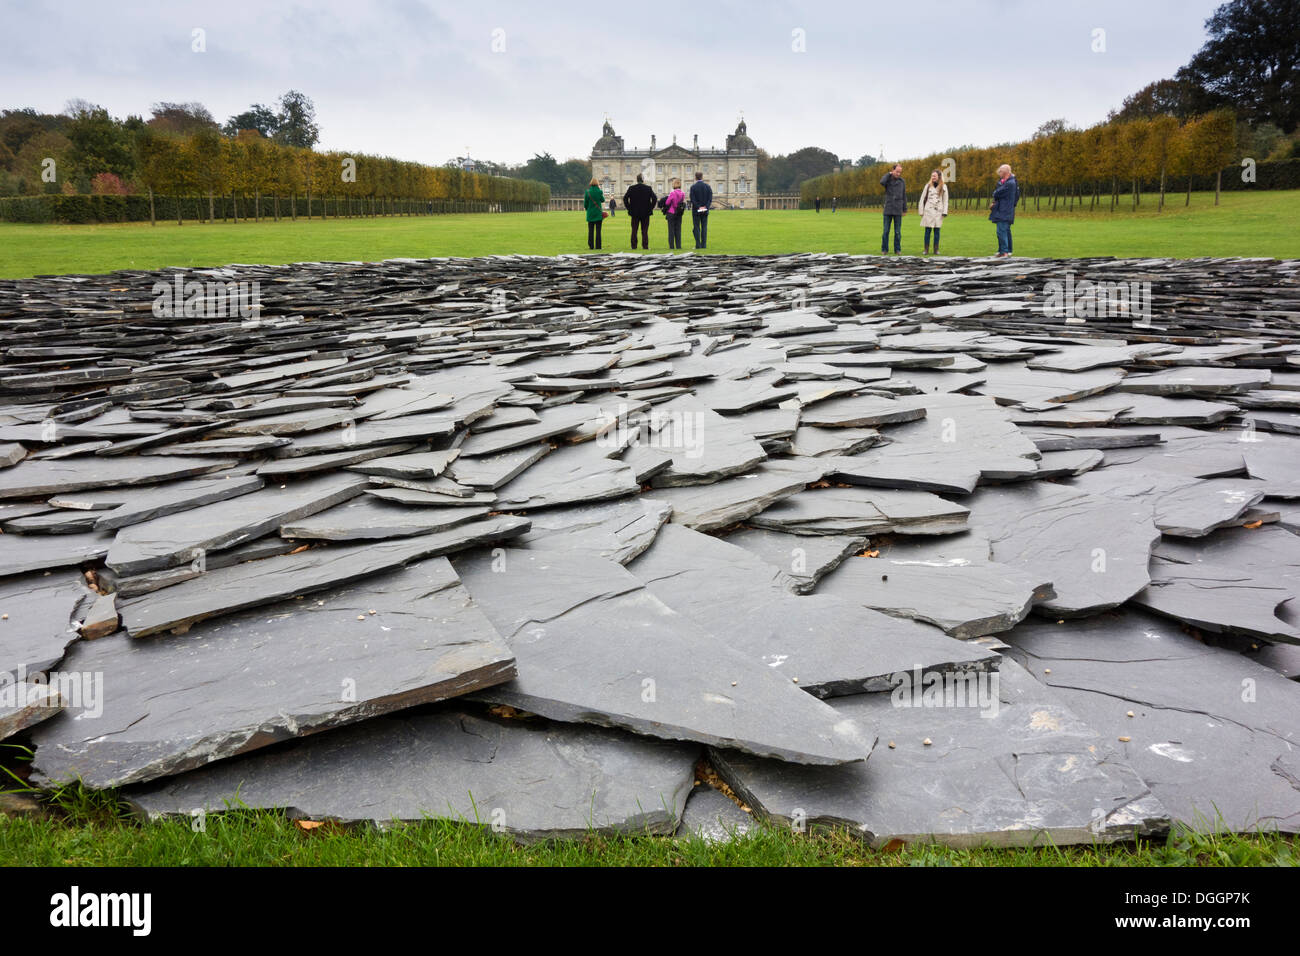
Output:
[
  {"xmin": 223, "ymin": 104, "xmax": 279, "ymax": 139},
  {"xmin": 64, "ymin": 102, "xmax": 134, "ymax": 180},
  {"xmin": 1182, "ymin": 0, "xmax": 1300, "ymax": 132},
  {"xmin": 148, "ymin": 102, "xmax": 219, "ymax": 135},
  {"xmin": 1188, "ymin": 109, "xmax": 1239, "ymax": 204},
  {"xmin": 1145, "ymin": 114, "xmax": 1181, "ymax": 210},
  {"xmin": 274, "ymin": 91, "xmax": 319, "ymax": 149},
  {"xmin": 1109, "ymin": 77, "xmax": 1207, "ymax": 121},
  {"xmin": 855, "ymin": 153, "xmax": 877, "ymax": 168}
]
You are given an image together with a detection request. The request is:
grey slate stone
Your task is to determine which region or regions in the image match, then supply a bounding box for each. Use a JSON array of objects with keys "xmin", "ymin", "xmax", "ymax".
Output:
[
  {"xmin": 447, "ymin": 444, "xmax": 551, "ymax": 490},
  {"xmin": 126, "ymin": 708, "xmax": 697, "ymax": 838},
  {"xmin": 0, "ymin": 530, "xmax": 115, "ymax": 578},
  {"xmin": 964, "ymin": 481, "xmax": 1160, "ymax": 616},
  {"xmin": 494, "ymin": 442, "xmax": 640, "ymax": 511},
  {"xmin": 652, "ymin": 457, "xmax": 828, "ymax": 532},
  {"xmin": 93, "ymin": 474, "xmax": 265, "ymax": 531},
  {"xmin": 106, "ymin": 472, "xmax": 368, "ymax": 576},
  {"xmin": 119, "ymin": 514, "xmax": 531, "ymax": 638},
  {"xmin": 0, "ymin": 682, "xmax": 66, "ymax": 741},
  {"xmin": 711, "ymin": 659, "xmax": 1167, "ymax": 848},
  {"xmin": 0, "ymin": 455, "xmax": 237, "ymax": 500},
  {"xmin": 515, "ymin": 497, "xmax": 672, "ymax": 564},
  {"xmin": 628, "ymin": 525, "xmax": 998, "ymax": 696},
  {"xmin": 281, "ymin": 497, "xmax": 488, "ymax": 540},
  {"xmin": 1004, "ymin": 611, "xmax": 1300, "ymax": 833},
  {"xmin": 1134, "ymin": 525, "xmax": 1300, "ymax": 644},
  {"xmin": 0, "ymin": 573, "xmax": 93, "ymax": 676},
  {"xmin": 347, "ymin": 448, "xmax": 460, "ymax": 480},
  {"xmin": 678, "ymin": 786, "xmax": 755, "ymax": 843},
  {"xmin": 30, "ymin": 559, "xmax": 515, "ymax": 788},
  {"xmin": 723, "ymin": 527, "xmax": 865, "ymax": 593},
  {"xmin": 454, "ymin": 548, "xmax": 875, "ymax": 765},
  {"xmin": 748, "ymin": 486, "xmax": 968, "ymax": 536}
]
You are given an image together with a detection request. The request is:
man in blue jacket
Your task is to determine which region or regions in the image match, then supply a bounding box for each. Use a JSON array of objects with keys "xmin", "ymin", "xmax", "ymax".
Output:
[
  {"xmin": 879, "ymin": 164, "xmax": 905, "ymax": 254},
  {"xmin": 689, "ymin": 171, "xmax": 713, "ymax": 249},
  {"xmin": 989, "ymin": 164, "xmax": 1019, "ymax": 258}
]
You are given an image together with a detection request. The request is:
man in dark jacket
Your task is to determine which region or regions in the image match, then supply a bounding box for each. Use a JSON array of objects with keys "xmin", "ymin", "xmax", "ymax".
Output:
[
  {"xmin": 880, "ymin": 164, "xmax": 905, "ymax": 254},
  {"xmin": 623, "ymin": 174, "xmax": 657, "ymax": 250},
  {"xmin": 988, "ymin": 164, "xmax": 1019, "ymax": 257},
  {"xmin": 689, "ymin": 171, "xmax": 713, "ymax": 249}
]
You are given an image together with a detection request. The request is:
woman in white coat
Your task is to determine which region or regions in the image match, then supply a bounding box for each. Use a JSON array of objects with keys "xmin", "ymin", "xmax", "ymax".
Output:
[{"xmin": 918, "ymin": 169, "xmax": 949, "ymax": 255}]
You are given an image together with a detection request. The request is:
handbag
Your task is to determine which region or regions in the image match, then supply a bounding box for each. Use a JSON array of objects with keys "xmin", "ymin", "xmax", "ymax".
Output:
[{"xmin": 601, "ymin": 210, "xmax": 609, "ymax": 219}]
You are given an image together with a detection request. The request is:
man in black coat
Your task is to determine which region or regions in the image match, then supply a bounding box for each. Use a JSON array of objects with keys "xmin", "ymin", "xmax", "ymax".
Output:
[
  {"xmin": 689, "ymin": 171, "xmax": 713, "ymax": 249},
  {"xmin": 880, "ymin": 164, "xmax": 906, "ymax": 254},
  {"xmin": 622, "ymin": 174, "xmax": 657, "ymax": 250}
]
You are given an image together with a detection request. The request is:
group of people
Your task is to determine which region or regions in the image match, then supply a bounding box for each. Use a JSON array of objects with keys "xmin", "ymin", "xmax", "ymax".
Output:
[
  {"xmin": 582, "ymin": 171, "xmax": 714, "ymax": 251},
  {"xmin": 879, "ymin": 162, "xmax": 1019, "ymax": 257},
  {"xmin": 580, "ymin": 163, "xmax": 1022, "ymax": 258}
]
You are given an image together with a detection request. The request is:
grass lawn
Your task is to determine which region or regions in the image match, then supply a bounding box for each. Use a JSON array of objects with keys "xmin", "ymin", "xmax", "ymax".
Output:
[
  {"xmin": 1, "ymin": 190, "xmax": 1297, "ymax": 278},
  {"xmin": 0, "ymin": 789, "xmax": 1294, "ymax": 866}
]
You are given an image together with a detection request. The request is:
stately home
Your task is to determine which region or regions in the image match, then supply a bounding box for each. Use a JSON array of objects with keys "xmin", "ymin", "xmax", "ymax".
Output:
[{"xmin": 590, "ymin": 119, "xmax": 760, "ymax": 209}]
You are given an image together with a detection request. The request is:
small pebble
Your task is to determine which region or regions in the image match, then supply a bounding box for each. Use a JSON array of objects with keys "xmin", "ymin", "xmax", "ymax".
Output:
[
  {"xmin": 888, "ymin": 741, "xmax": 896, "ymax": 749},
  {"xmin": 1126, "ymin": 710, "xmax": 1135, "ymax": 717},
  {"xmin": 1118, "ymin": 736, "xmax": 1131, "ymax": 742},
  {"xmin": 792, "ymin": 677, "xmax": 799, "ymax": 683},
  {"xmin": 730, "ymin": 681, "xmax": 737, "ymax": 687},
  {"xmin": 368, "ymin": 609, "xmax": 377, "ymax": 615},
  {"xmin": 1, "ymin": 613, "xmax": 7, "ymax": 620},
  {"xmin": 922, "ymin": 738, "xmax": 932, "ymax": 746},
  {"xmin": 881, "ymin": 574, "xmax": 888, "ymax": 581},
  {"xmin": 1044, "ymin": 668, "xmax": 1052, "ymax": 674},
  {"xmin": 356, "ymin": 615, "xmax": 365, "ymax": 621}
]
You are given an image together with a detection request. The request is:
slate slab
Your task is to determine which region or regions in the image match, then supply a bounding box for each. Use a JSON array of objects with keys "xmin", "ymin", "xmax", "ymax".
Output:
[
  {"xmin": 515, "ymin": 497, "xmax": 672, "ymax": 564},
  {"xmin": 119, "ymin": 514, "xmax": 531, "ymax": 638},
  {"xmin": 0, "ymin": 682, "xmax": 66, "ymax": 741},
  {"xmin": 106, "ymin": 473, "xmax": 368, "ymax": 576},
  {"xmin": 711, "ymin": 659, "xmax": 1167, "ymax": 848},
  {"xmin": 126, "ymin": 709, "xmax": 697, "ymax": 839},
  {"xmin": 0, "ymin": 573, "xmax": 94, "ymax": 676},
  {"xmin": 1005, "ymin": 611, "xmax": 1300, "ymax": 833},
  {"xmin": 30, "ymin": 559, "xmax": 516, "ymax": 788},
  {"xmin": 454, "ymin": 548, "xmax": 875, "ymax": 765}
]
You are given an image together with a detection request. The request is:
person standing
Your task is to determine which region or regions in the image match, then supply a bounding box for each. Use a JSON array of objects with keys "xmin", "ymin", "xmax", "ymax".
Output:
[
  {"xmin": 918, "ymin": 169, "xmax": 949, "ymax": 255},
  {"xmin": 831, "ymin": 196, "xmax": 837, "ymax": 213},
  {"xmin": 689, "ymin": 170, "xmax": 713, "ymax": 249},
  {"xmin": 583, "ymin": 177, "xmax": 605, "ymax": 250},
  {"xmin": 609, "ymin": 198, "xmax": 616, "ymax": 217},
  {"xmin": 880, "ymin": 163, "xmax": 906, "ymax": 254},
  {"xmin": 665, "ymin": 178, "xmax": 686, "ymax": 250},
  {"xmin": 989, "ymin": 163, "xmax": 1019, "ymax": 257},
  {"xmin": 814, "ymin": 196, "xmax": 822, "ymax": 213},
  {"xmin": 623, "ymin": 174, "xmax": 657, "ymax": 250}
]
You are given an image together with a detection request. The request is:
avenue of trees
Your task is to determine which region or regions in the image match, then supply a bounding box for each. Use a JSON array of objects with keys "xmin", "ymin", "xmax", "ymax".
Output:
[
  {"xmin": 801, "ymin": 110, "xmax": 1255, "ymax": 211},
  {"xmin": 0, "ymin": 92, "xmax": 549, "ymax": 220}
]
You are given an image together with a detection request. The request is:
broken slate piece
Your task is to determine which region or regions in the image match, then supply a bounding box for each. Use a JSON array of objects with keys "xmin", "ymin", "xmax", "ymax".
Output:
[{"xmin": 31, "ymin": 559, "xmax": 516, "ymax": 788}]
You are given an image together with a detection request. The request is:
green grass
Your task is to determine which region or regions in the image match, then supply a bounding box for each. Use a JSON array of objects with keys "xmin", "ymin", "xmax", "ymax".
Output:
[
  {"xmin": 2, "ymin": 190, "xmax": 1297, "ymax": 279},
  {"xmin": 0, "ymin": 782, "xmax": 1293, "ymax": 867}
]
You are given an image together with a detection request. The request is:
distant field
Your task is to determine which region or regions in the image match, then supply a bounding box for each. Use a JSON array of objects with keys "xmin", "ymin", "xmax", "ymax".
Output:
[{"xmin": 1, "ymin": 190, "xmax": 1297, "ymax": 278}]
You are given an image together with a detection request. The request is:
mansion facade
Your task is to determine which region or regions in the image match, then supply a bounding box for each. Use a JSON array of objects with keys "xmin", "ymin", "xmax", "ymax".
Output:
[{"xmin": 590, "ymin": 120, "xmax": 760, "ymax": 209}]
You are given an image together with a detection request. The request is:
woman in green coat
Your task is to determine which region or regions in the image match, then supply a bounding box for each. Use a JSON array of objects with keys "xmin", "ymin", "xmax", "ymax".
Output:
[{"xmin": 583, "ymin": 178, "xmax": 605, "ymax": 250}]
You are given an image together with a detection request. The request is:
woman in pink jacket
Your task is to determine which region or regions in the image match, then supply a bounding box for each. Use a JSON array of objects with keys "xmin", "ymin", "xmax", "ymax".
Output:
[{"xmin": 664, "ymin": 178, "xmax": 686, "ymax": 250}]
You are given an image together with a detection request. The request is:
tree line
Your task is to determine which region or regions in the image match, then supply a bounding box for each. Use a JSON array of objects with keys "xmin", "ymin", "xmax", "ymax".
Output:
[{"xmin": 801, "ymin": 110, "xmax": 1256, "ymax": 212}]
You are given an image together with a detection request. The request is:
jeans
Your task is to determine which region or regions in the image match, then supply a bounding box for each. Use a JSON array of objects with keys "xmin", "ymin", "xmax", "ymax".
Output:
[
  {"xmin": 692, "ymin": 210, "xmax": 709, "ymax": 248},
  {"xmin": 631, "ymin": 215, "xmax": 649, "ymax": 248},
  {"xmin": 995, "ymin": 220, "xmax": 1012, "ymax": 255},
  {"xmin": 667, "ymin": 214, "xmax": 683, "ymax": 249},
  {"xmin": 588, "ymin": 220, "xmax": 602, "ymax": 249},
  {"xmin": 881, "ymin": 213, "xmax": 901, "ymax": 253},
  {"xmin": 924, "ymin": 226, "xmax": 941, "ymax": 252}
]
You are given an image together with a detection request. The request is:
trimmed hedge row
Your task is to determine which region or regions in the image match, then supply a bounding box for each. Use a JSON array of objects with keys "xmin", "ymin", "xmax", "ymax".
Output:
[{"xmin": 0, "ymin": 194, "xmax": 547, "ymax": 224}]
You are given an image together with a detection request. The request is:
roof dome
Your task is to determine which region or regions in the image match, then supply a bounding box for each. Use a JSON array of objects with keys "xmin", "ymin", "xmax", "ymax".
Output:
[
  {"xmin": 727, "ymin": 120, "xmax": 755, "ymax": 151},
  {"xmin": 593, "ymin": 120, "xmax": 624, "ymax": 153}
]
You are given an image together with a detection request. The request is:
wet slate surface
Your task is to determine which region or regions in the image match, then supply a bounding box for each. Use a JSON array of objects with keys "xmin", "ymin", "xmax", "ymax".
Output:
[
  {"xmin": 3, "ymin": 254, "xmax": 1299, "ymax": 838},
  {"xmin": 711, "ymin": 659, "xmax": 1167, "ymax": 847},
  {"xmin": 30, "ymin": 559, "xmax": 516, "ymax": 788},
  {"xmin": 1004, "ymin": 611, "xmax": 1300, "ymax": 833},
  {"xmin": 454, "ymin": 548, "xmax": 876, "ymax": 764}
]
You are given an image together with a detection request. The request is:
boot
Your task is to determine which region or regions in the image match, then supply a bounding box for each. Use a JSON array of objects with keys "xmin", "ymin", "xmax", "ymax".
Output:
[{"xmin": 923, "ymin": 244, "xmax": 930, "ymax": 256}]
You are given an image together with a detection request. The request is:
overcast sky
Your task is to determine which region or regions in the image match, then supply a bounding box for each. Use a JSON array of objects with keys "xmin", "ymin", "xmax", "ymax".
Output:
[{"xmin": 1, "ymin": 0, "xmax": 1223, "ymax": 165}]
